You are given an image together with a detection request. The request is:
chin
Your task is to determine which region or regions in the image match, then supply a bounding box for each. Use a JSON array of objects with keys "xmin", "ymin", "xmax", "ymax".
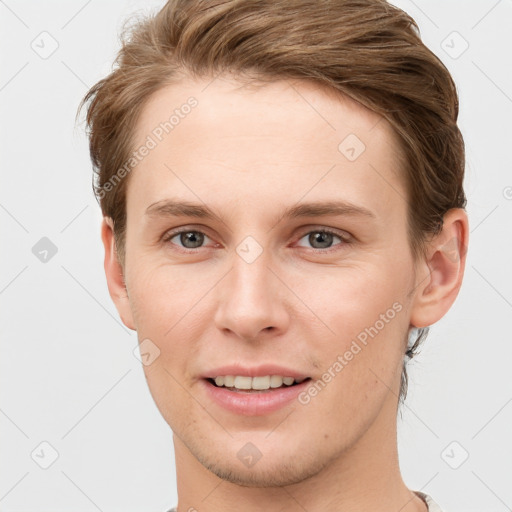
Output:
[
  {"xmin": 183, "ymin": 432, "xmax": 335, "ymax": 488},
  {"xmin": 203, "ymin": 457, "xmax": 328, "ymax": 487}
]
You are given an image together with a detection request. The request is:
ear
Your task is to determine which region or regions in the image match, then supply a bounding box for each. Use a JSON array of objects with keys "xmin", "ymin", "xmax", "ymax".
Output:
[
  {"xmin": 101, "ymin": 217, "xmax": 136, "ymax": 331},
  {"xmin": 409, "ymin": 208, "xmax": 469, "ymax": 328}
]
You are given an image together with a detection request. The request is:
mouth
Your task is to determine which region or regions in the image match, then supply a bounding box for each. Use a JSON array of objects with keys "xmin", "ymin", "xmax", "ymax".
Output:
[
  {"xmin": 201, "ymin": 374, "xmax": 313, "ymax": 415},
  {"xmin": 206, "ymin": 375, "xmax": 311, "ymax": 393}
]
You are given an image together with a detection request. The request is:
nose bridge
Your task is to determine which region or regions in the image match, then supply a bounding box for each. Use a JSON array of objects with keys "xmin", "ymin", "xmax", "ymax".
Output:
[{"xmin": 214, "ymin": 238, "xmax": 287, "ymax": 339}]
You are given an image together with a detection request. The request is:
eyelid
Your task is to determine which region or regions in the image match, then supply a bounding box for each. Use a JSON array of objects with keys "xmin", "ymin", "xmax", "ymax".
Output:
[
  {"xmin": 294, "ymin": 226, "xmax": 352, "ymax": 250},
  {"xmin": 161, "ymin": 225, "xmax": 353, "ymax": 252},
  {"xmin": 295, "ymin": 225, "xmax": 352, "ymax": 240},
  {"xmin": 161, "ymin": 225, "xmax": 217, "ymax": 248}
]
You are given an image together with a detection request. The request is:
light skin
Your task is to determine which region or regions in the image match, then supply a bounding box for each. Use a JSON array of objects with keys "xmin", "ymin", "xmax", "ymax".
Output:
[{"xmin": 101, "ymin": 75, "xmax": 468, "ymax": 512}]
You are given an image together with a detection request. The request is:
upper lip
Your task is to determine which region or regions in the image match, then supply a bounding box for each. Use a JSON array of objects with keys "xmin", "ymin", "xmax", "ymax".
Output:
[{"xmin": 202, "ymin": 364, "xmax": 310, "ymax": 380}]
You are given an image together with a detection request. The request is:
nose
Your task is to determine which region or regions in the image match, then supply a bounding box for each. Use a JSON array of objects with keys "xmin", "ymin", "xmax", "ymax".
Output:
[{"xmin": 213, "ymin": 248, "xmax": 290, "ymax": 342}]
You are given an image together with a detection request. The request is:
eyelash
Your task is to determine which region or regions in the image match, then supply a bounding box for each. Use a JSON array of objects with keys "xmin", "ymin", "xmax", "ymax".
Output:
[{"xmin": 161, "ymin": 226, "xmax": 351, "ymax": 254}]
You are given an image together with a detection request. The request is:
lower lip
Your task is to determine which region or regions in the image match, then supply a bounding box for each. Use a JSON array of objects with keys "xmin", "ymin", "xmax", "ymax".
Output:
[{"xmin": 201, "ymin": 378, "xmax": 311, "ymax": 416}]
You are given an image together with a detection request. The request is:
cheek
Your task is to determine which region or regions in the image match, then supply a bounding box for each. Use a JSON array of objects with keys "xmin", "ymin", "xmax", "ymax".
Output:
[
  {"xmin": 126, "ymin": 259, "xmax": 206, "ymax": 332},
  {"xmin": 299, "ymin": 256, "xmax": 411, "ymax": 339},
  {"xmin": 301, "ymin": 258, "xmax": 412, "ymax": 400},
  {"xmin": 126, "ymin": 260, "xmax": 215, "ymax": 386},
  {"xmin": 127, "ymin": 262, "xmax": 204, "ymax": 419}
]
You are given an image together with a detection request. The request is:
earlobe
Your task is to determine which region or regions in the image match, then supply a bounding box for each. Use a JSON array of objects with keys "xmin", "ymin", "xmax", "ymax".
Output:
[
  {"xmin": 409, "ymin": 208, "xmax": 469, "ymax": 328},
  {"xmin": 101, "ymin": 217, "xmax": 136, "ymax": 330}
]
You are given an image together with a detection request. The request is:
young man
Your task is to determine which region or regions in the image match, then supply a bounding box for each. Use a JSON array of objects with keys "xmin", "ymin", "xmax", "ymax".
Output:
[{"xmin": 79, "ymin": 1, "xmax": 468, "ymax": 510}]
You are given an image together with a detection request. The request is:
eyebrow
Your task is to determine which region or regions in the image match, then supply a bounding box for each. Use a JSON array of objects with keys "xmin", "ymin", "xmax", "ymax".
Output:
[{"xmin": 145, "ymin": 199, "xmax": 376, "ymax": 225}]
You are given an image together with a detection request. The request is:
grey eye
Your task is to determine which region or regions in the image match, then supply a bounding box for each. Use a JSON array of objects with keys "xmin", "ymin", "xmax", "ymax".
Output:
[
  {"xmin": 174, "ymin": 231, "xmax": 206, "ymax": 249},
  {"xmin": 297, "ymin": 230, "xmax": 343, "ymax": 250}
]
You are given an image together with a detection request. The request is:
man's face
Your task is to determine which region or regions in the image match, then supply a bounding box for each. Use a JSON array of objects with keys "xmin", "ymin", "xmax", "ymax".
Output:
[{"xmin": 121, "ymin": 75, "xmax": 419, "ymax": 486}]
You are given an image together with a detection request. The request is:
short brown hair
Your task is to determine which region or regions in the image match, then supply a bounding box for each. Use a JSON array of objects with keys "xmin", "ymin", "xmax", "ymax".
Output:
[{"xmin": 78, "ymin": 0, "xmax": 466, "ymax": 404}]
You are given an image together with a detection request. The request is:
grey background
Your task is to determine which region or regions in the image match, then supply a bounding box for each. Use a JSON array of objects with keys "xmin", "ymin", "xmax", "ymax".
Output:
[{"xmin": 1, "ymin": 1, "xmax": 511, "ymax": 511}]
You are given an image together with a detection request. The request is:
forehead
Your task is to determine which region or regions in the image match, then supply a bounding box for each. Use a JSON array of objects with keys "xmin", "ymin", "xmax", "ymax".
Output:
[{"xmin": 127, "ymin": 75, "xmax": 406, "ymax": 223}]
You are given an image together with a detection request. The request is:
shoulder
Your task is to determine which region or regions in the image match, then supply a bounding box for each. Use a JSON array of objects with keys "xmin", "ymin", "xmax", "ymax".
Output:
[{"xmin": 415, "ymin": 490, "xmax": 446, "ymax": 512}]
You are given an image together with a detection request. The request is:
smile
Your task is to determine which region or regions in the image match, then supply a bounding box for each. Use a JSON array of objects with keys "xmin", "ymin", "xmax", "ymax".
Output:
[
  {"xmin": 202, "ymin": 376, "xmax": 312, "ymax": 415},
  {"xmin": 209, "ymin": 375, "xmax": 309, "ymax": 391}
]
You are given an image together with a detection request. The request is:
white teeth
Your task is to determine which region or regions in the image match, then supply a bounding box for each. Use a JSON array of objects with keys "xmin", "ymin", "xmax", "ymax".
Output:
[
  {"xmin": 234, "ymin": 376, "xmax": 252, "ymax": 389},
  {"xmin": 223, "ymin": 375, "xmax": 235, "ymax": 387},
  {"xmin": 212, "ymin": 375, "xmax": 304, "ymax": 390},
  {"xmin": 270, "ymin": 375, "xmax": 284, "ymax": 388},
  {"xmin": 252, "ymin": 376, "xmax": 270, "ymax": 390}
]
